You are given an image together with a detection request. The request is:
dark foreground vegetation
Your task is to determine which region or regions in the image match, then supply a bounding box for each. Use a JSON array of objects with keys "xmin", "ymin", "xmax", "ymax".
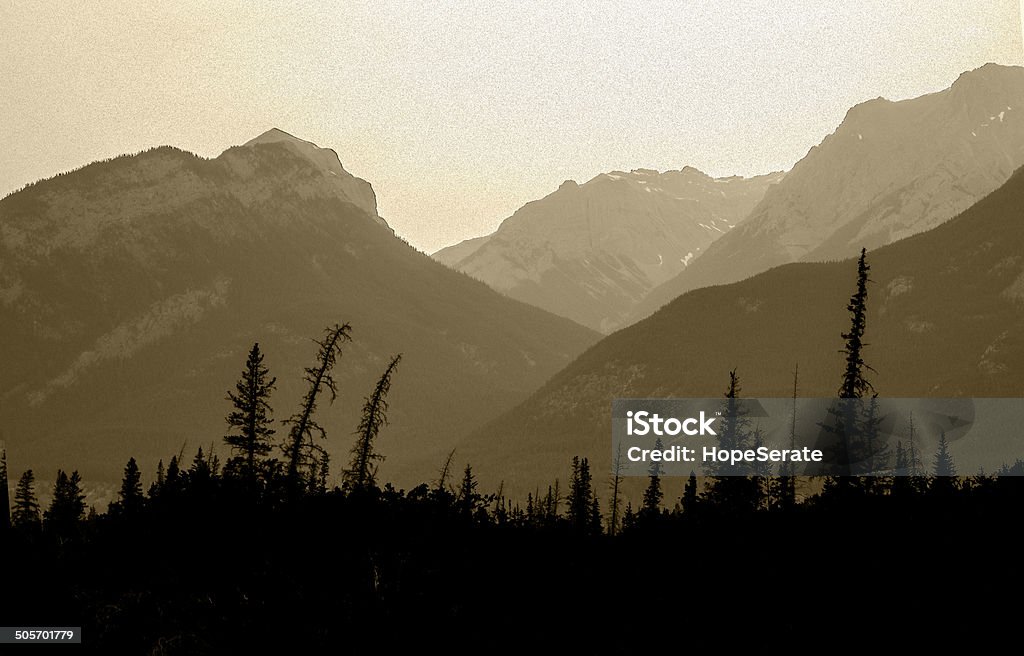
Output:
[{"xmin": 2, "ymin": 249, "xmax": 1022, "ymax": 652}]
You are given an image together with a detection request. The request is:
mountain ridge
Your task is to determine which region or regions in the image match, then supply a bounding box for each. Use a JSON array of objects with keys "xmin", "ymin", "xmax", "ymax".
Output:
[
  {"xmin": 451, "ymin": 163, "xmax": 1024, "ymax": 493},
  {"xmin": 0, "ymin": 134, "xmax": 599, "ymax": 490},
  {"xmin": 632, "ymin": 63, "xmax": 1024, "ymax": 324},
  {"xmin": 433, "ymin": 166, "xmax": 784, "ymax": 331}
]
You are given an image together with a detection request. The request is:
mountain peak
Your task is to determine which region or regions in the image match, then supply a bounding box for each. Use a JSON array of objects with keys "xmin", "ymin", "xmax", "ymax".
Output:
[
  {"xmin": 244, "ymin": 127, "xmax": 316, "ymax": 148},
  {"xmin": 241, "ymin": 128, "xmax": 342, "ymax": 171},
  {"xmin": 956, "ymin": 62, "xmax": 1023, "ymax": 81},
  {"xmin": 235, "ymin": 128, "xmax": 383, "ymax": 224}
]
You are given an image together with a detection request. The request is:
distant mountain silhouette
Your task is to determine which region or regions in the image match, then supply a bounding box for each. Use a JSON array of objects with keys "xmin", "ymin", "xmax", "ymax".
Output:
[
  {"xmin": 433, "ymin": 168, "xmax": 783, "ymax": 332},
  {"xmin": 0, "ymin": 131, "xmax": 598, "ymax": 490},
  {"xmin": 454, "ymin": 163, "xmax": 1024, "ymax": 493},
  {"xmin": 633, "ymin": 63, "xmax": 1024, "ymax": 324}
]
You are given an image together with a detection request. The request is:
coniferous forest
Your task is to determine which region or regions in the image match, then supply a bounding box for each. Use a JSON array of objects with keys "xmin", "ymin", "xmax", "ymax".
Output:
[{"xmin": 2, "ymin": 250, "xmax": 1023, "ymax": 652}]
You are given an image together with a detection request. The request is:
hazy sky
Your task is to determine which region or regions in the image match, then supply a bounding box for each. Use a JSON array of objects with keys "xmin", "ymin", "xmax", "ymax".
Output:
[{"xmin": 2, "ymin": 1, "xmax": 1022, "ymax": 253}]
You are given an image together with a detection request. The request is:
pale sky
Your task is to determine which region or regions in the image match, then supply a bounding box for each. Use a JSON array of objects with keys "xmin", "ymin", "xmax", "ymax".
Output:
[{"xmin": 1, "ymin": 1, "xmax": 1022, "ymax": 253}]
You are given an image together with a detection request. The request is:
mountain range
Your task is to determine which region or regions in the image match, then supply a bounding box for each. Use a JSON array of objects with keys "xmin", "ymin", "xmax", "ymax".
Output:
[
  {"xmin": 5, "ymin": 63, "xmax": 1024, "ymax": 498},
  {"xmin": 433, "ymin": 167, "xmax": 783, "ymax": 332},
  {"xmin": 632, "ymin": 63, "xmax": 1024, "ymax": 323},
  {"xmin": 0, "ymin": 130, "xmax": 598, "ymax": 490},
  {"xmin": 454, "ymin": 163, "xmax": 1024, "ymax": 492}
]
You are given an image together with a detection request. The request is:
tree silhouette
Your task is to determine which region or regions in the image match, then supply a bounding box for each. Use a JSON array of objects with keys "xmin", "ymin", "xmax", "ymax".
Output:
[
  {"xmin": 0, "ymin": 448, "xmax": 9, "ymax": 533},
  {"xmin": 705, "ymin": 370, "xmax": 761, "ymax": 511},
  {"xmin": 821, "ymin": 249, "xmax": 875, "ymax": 489},
  {"xmin": 567, "ymin": 456, "xmax": 596, "ymax": 534},
  {"xmin": 344, "ymin": 354, "xmax": 401, "ymax": 492},
  {"xmin": 457, "ymin": 463, "xmax": 482, "ymax": 519},
  {"xmin": 224, "ymin": 342, "xmax": 277, "ymax": 488},
  {"xmin": 933, "ymin": 431, "xmax": 957, "ymax": 477},
  {"xmin": 148, "ymin": 459, "xmax": 165, "ymax": 498},
  {"xmin": 838, "ymin": 249, "xmax": 875, "ymax": 399},
  {"xmin": 12, "ymin": 469, "xmax": 40, "ymax": 529},
  {"xmin": 114, "ymin": 457, "xmax": 144, "ymax": 516},
  {"xmin": 44, "ymin": 470, "xmax": 86, "ymax": 537},
  {"xmin": 775, "ymin": 364, "xmax": 799, "ymax": 509},
  {"xmin": 641, "ymin": 439, "xmax": 664, "ymax": 521},
  {"xmin": 284, "ymin": 323, "xmax": 352, "ymax": 496},
  {"xmin": 682, "ymin": 472, "xmax": 699, "ymax": 515},
  {"xmin": 608, "ymin": 444, "xmax": 625, "ymax": 536}
]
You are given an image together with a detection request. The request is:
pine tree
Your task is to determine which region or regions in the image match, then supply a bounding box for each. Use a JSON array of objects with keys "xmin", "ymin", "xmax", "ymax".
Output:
[
  {"xmin": 12, "ymin": 470, "xmax": 40, "ymax": 529},
  {"xmin": 682, "ymin": 472, "xmax": 699, "ymax": 515},
  {"xmin": 705, "ymin": 370, "xmax": 760, "ymax": 511},
  {"xmin": 622, "ymin": 502, "xmax": 637, "ymax": 532},
  {"xmin": 641, "ymin": 440, "xmax": 664, "ymax": 521},
  {"xmin": 608, "ymin": 444, "xmax": 625, "ymax": 536},
  {"xmin": 933, "ymin": 431, "xmax": 957, "ymax": 477},
  {"xmin": 189, "ymin": 447, "xmax": 213, "ymax": 489},
  {"xmin": 284, "ymin": 323, "xmax": 352, "ymax": 496},
  {"xmin": 44, "ymin": 470, "xmax": 86, "ymax": 535},
  {"xmin": 0, "ymin": 447, "xmax": 10, "ymax": 533},
  {"xmin": 839, "ymin": 249, "xmax": 875, "ymax": 400},
  {"xmin": 776, "ymin": 365, "xmax": 799, "ymax": 510},
  {"xmin": 115, "ymin": 457, "xmax": 144, "ymax": 516},
  {"xmin": 164, "ymin": 455, "xmax": 183, "ymax": 497},
  {"xmin": 148, "ymin": 459, "xmax": 165, "ymax": 498},
  {"xmin": 224, "ymin": 342, "xmax": 276, "ymax": 486},
  {"xmin": 860, "ymin": 395, "xmax": 887, "ymax": 479},
  {"xmin": 822, "ymin": 249, "xmax": 875, "ymax": 490},
  {"xmin": 906, "ymin": 412, "xmax": 927, "ymax": 493},
  {"xmin": 589, "ymin": 493, "xmax": 602, "ymax": 536},
  {"xmin": 891, "ymin": 441, "xmax": 912, "ymax": 497},
  {"xmin": 457, "ymin": 463, "xmax": 481, "ymax": 519},
  {"xmin": 344, "ymin": 354, "xmax": 401, "ymax": 492},
  {"xmin": 566, "ymin": 456, "xmax": 595, "ymax": 533}
]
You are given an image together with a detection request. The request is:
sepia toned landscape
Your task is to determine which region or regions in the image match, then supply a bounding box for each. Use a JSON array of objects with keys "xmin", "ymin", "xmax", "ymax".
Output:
[{"xmin": 2, "ymin": 2, "xmax": 1024, "ymax": 652}]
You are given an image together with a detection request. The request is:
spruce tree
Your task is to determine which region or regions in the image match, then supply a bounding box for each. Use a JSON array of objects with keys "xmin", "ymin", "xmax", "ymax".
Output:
[
  {"xmin": 12, "ymin": 470, "xmax": 40, "ymax": 529},
  {"xmin": 344, "ymin": 354, "xmax": 401, "ymax": 492},
  {"xmin": 189, "ymin": 447, "xmax": 213, "ymax": 488},
  {"xmin": 164, "ymin": 455, "xmax": 183, "ymax": 497},
  {"xmin": 589, "ymin": 494, "xmax": 602, "ymax": 536},
  {"xmin": 44, "ymin": 470, "xmax": 86, "ymax": 535},
  {"xmin": 682, "ymin": 472, "xmax": 699, "ymax": 515},
  {"xmin": 641, "ymin": 440, "xmax": 664, "ymax": 521},
  {"xmin": 567, "ymin": 456, "xmax": 595, "ymax": 533},
  {"xmin": 705, "ymin": 370, "xmax": 760, "ymax": 511},
  {"xmin": 891, "ymin": 441, "xmax": 912, "ymax": 498},
  {"xmin": 776, "ymin": 365, "xmax": 799, "ymax": 510},
  {"xmin": 0, "ymin": 447, "xmax": 10, "ymax": 533},
  {"xmin": 839, "ymin": 249, "xmax": 875, "ymax": 399},
  {"xmin": 284, "ymin": 323, "xmax": 351, "ymax": 496},
  {"xmin": 608, "ymin": 445, "xmax": 625, "ymax": 536},
  {"xmin": 148, "ymin": 459, "xmax": 165, "ymax": 499},
  {"xmin": 822, "ymin": 249, "xmax": 875, "ymax": 490},
  {"xmin": 116, "ymin": 457, "xmax": 144, "ymax": 516},
  {"xmin": 224, "ymin": 342, "xmax": 277, "ymax": 486},
  {"xmin": 933, "ymin": 431, "xmax": 957, "ymax": 477},
  {"xmin": 622, "ymin": 502, "xmax": 637, "ymax": 532},
  {"xmin": 457, "ymin": 463, "xmax": 481, "ymax": 518}
]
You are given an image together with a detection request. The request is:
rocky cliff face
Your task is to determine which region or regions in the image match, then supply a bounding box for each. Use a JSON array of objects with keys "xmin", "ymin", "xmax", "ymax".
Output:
[
  {"xmin": 242, "ymin": 128, "xmax": 385, "ymax": 228},
  {"xmin": 434, "ymin": 167, "xmax": 783, "ymax": 332},
  {"xmin": 634, "ymin": 63, "xmax": 1024, "ymax": 323}
]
